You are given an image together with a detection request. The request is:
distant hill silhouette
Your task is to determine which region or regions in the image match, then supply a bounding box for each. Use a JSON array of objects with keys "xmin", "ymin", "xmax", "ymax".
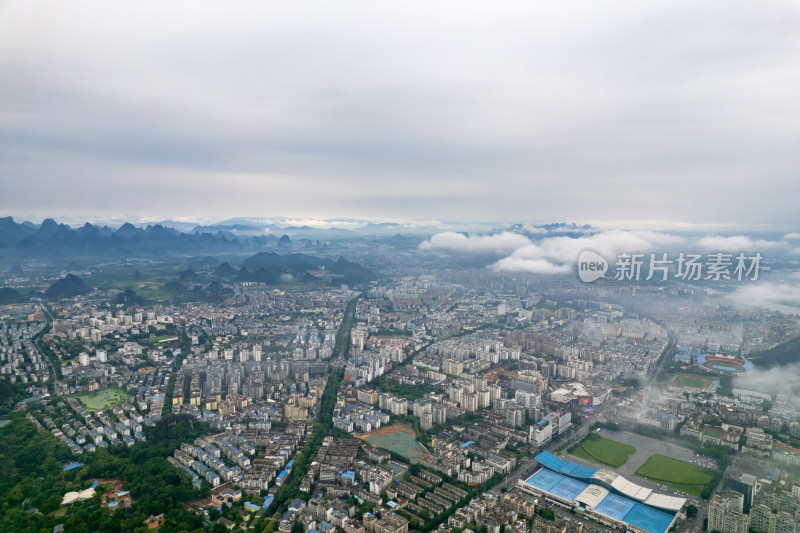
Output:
[
  {"xmin": 236, "ymin": 267, "xmax": 278, "ymax": 284},
  {"xmin": 277, "ymin": 235, "xmax": 292, "ymax": 248},
  {"xmin": 238, "ymin": 252, "xmax": 376, "ymax": 284},
  {"xmin": 242, "ymin": 252, "xmax": 320, "ymax": 273},
  {"xmin": 163, "ymin": 281, "xmax": 185, "ymax": 292},
  {"xmin": 329, "ymin": 256, "xmax": 377, "ymax": 282},
  {"xmin": 45, "ymin": 274, "xmax": 88, "ymax": 299},
  {"xmin": 0, "ymin": 216, "xmax": 290, "ymax": 259},
  {"xmin": 179, "ymin": 268, "xmax": 199, "ymax": 280},
  {"xmin": 0, "ymin": 287, "xmax": 25, "ymax": 305},
  {"xmin": 114, "ymin": 289, "xmax": 145, "ymax": 306},
  {"xmin": 213, "ymin": 262, "xmax": 238, "ymax": 279}
]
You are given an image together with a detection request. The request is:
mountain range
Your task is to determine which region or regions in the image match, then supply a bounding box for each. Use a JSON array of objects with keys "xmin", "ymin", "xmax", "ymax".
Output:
[
  {"xmin": 0, "ymin": 216, "xmax": 288, "ymax": 258},
  {"xmin": 228, "ymin": 252, "xmax": 377, "ymax": 285}
]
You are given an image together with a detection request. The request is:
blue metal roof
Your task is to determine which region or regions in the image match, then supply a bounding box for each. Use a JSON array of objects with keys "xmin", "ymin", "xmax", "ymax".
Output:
[
  {"xmin": 523, "ymin": 469, "xmax": 564, "ymax": 493},
  {"xmin": 535, "ymin": 451, "xmax": 598, "ymax": 479},
  {"xmin": 594, "ymin": 493, "xmax": 636, "ymax": 520},
  {"xmin": 527, "ymin": 468, "xmax": 675, "ymax": 533},
  {"xmin": 624, "ymin": 503, "xmax": 675, "ymax": 533},
  {"xmin": 550, "ymin": 477, "xmax": 589, "ymax": 501},
  {"xmin": 524, "ymin": 469, "xmax": 588, "ymax": 501}
]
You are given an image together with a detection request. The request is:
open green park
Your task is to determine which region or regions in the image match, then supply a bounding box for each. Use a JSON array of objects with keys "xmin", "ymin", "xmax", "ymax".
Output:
[
  {"xmin": 568, "ymin": 434, "xmax": 636, "ymax": 468},
  {"xmin": 74, "ymin": 387, "xmax": 130, "ymax": 411},
  {"xmin": 635, "ymin": 454, "xmax": 717, "ymax": 497}
]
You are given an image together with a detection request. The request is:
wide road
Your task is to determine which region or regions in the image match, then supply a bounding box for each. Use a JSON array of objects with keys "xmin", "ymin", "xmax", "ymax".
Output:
[
  {"xmin": 34, "ymin": 302, "xmax": 59, "ymax": 385},
  {"xmin": 334, "ymin": 294, "xmax": 361, "ymax": 360}
]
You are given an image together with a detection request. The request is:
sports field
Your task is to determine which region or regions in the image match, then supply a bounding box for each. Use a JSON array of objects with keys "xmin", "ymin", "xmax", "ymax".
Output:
[
  {"xmin": 75, "ymin": 387, "xmax": 130, "ymax": 411},
  {"xmin": 668, "ymin": 373, "xmax": 714, "ymax": 389},
  {"xmin": 357, "ymin": 423, "xmax": 428, "ymax": 462},
  {"xmin": 148, "ymin": 335, "xmax": 179, "ymax": 345},
  {"xmin": 635, "ymin": 454, "xmax": 716, "ymax": 497},
  {"xmin": 569, "ymin": 434, "xmax": 636, "ymax": 467}
]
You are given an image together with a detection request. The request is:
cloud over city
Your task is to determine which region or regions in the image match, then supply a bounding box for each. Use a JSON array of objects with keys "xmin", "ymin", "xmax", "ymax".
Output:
[
  {"xmin": 420, "ymin": 228, "xmax": 797, "ymax": 278},
  {"xmin": 418, "ymin": 232, "xmax": 532, "ymax": 254}
]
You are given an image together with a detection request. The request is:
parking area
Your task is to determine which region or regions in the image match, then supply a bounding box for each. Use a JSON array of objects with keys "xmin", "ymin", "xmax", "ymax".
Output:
[
  {"xmin": 595, "ymin": 429, "xmax": 717, "ymax": 474},
  {"xmin": 564, "ymin": 429, "xmax": 716, "ymax": 508}
]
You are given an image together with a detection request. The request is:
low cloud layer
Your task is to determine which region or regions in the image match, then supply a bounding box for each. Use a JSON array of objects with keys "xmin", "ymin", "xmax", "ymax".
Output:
[
  {"xmin": 421, "ymin": 228, "xmax": 799, "ymax": 278},
  {"xmin": 491, "ymin": 230, "xmax": 684, "ymax": 274},
  {"xmin": 419, "ymin": 232, "xmax": 532, "ymax": 254},
  {"xmin": 696, "ymin": 235, "xmax": 785, "ymax": 251},
  {"xmin": 729, "ymin": 280, "xmax": 800, "ymax": 313},
  {"xmin": 735, "ymin": 362, "xmax": 800, "ymax": 397}
]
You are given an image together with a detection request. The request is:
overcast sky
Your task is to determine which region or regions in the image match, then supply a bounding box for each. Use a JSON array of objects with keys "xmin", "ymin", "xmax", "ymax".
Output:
[{"xmin": 1, "ymin": 1, "xmax": 799, "ymax": 227}]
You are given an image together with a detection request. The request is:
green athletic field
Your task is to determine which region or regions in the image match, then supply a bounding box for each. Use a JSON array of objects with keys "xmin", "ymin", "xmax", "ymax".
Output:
[
  {"xmin": 635, "ymin": 454, "xmax": 716, "ymax": 497},
  {"xmin": 75, "ymin": 387, "xmax": 129, "ymax": 411},
  {"xmin": 673, "ymin": 374, "xmax": 709, "ymax": 388},
  {"xmin": 569, "ymin": 434, "xmax": 636, "ymax": 468}
]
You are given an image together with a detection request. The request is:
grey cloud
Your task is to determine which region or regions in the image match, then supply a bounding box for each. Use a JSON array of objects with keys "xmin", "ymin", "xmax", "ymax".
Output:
[
  {"xmin": 489, "ymin": 230, "xmax": 684, "ymax": 274},
  {"xmin": 735, "ymin": 363, "xmax": 800, "ymax": 397},
  {"xmin": 419, "ymin": 232, "xmax": 532, "ymax": 254},
  {"xmin": 695, "ymin": 235, "xmax": 786, "ymax": 251},
  {"xmin": 728, "ymin": 279, "xmax": 800, "ymax": 314},
  {"xmin": 1, "ymin": 1, "xmax": 799, "ymax": 224}
]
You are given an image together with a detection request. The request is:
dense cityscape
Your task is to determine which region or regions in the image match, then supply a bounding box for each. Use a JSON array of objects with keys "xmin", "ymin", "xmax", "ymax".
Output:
[
  {"xmin": 3, "ymin": 2, "xmax": 800, "ymax": 533},
  {"xmin": 1, "ymin": 222, "xmax": 799, "ymax": 533}
]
